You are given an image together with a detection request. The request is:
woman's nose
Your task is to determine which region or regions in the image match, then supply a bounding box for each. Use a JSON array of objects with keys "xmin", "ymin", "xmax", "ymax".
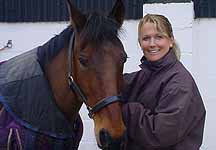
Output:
[{"xmin": 149, "ymin": 37, "xmax": 156, "ymax": 46}]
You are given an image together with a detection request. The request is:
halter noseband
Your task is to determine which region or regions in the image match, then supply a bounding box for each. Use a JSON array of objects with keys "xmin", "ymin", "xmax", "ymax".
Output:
[{"xmin": 67, "ymin": 33, "xmax": 121, "ymax": 118}]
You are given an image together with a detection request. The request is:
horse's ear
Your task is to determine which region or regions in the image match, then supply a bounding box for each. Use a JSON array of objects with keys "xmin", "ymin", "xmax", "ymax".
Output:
[
  {"xmin": 66, "ymin": 0, "xmax": 86, "ymax": 32},
  {"xmin": 108, "ymin": 0, "xmax": 125, "ymax": 28}
]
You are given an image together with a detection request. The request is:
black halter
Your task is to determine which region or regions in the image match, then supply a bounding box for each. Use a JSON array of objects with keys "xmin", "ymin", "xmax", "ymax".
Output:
[{"xmin": 67, "ymin": 33, "xmax": 121, "ymax": 118}]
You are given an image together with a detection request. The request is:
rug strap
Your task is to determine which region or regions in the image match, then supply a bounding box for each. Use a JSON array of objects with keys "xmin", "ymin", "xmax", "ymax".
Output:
[{"xmin": 15, "ymin": 129, "xmax": 23, "ymax": 150}]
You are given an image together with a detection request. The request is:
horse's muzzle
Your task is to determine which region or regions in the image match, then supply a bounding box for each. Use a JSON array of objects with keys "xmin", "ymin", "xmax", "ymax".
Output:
[{"xmin": 98, "ymin": 128, "xmax": 126, "ymax": 150}]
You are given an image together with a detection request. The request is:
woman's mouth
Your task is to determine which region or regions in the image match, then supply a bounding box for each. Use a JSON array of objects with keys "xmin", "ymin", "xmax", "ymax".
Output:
[{"xmin": 148, "ymin": 49, "xmax": 160, "ymax": 54}]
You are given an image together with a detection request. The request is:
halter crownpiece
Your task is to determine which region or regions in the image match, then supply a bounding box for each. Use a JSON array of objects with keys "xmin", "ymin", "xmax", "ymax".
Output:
[{"xmin": 67, "ymin": 33, "xmax": 121, "ymax": 118}]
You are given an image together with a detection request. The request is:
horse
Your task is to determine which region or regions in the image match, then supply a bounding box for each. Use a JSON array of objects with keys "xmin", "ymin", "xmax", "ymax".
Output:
[{"xmin": 0, "ymin": 0, "xmax": 126, "ymax": 149}]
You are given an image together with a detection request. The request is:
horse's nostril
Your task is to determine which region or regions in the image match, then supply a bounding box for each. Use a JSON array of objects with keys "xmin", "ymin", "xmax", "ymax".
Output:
[
  {"xmin": 98, "ymin": 129, "xmax": 126, "ymax": 150},
  {"xmin": 99, "ymin": 129, "xmax": 111, "ymax": 149}
]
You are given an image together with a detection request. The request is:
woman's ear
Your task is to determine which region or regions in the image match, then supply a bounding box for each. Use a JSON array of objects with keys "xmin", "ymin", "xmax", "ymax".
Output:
[{"xmin": 169, "ymin": 37, "xmax": 174, "ymax": 48}]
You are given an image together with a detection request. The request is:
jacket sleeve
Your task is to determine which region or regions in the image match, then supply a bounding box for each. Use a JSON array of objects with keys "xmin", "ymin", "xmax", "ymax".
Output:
[{"xmin": 122, "ymin": 82, "xmax": 205, "ymax": 148}]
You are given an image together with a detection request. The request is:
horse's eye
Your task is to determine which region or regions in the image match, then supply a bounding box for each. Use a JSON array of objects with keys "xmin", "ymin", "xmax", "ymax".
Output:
[
  {"xmin": 123, "ymin": 56, "xmax": 128, "ymax": 63},
  {"xmin": 121, "ymin": 53, "xmax": 128, "ymax": 64},
  {"xmin": 79, "ymin": 56, "xmax": 88, "ymax": 66}
]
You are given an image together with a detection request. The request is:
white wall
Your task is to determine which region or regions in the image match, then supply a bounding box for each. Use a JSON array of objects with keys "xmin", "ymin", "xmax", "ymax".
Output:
[
  {"xmin": 0, "ymin": 2, "xmax": 215, "ymax": 149},
  {"xmin": 0, "ymin": 23, "xmax": 68, "ymax": 61},
  {"xmin": 193, "ymin": 19, "xmax": 216, "ymax": 150}
]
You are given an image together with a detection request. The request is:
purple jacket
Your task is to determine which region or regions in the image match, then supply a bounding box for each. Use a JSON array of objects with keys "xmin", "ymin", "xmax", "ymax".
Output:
[{"xmin": 122, "ymin": 49, "xmax": 206, "ymax": 150}]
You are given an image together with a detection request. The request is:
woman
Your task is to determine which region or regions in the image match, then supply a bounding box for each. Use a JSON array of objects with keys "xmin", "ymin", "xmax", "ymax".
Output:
[{"xmin": 122, "ymin": 14, "xmax": 206, "ymax": 150}]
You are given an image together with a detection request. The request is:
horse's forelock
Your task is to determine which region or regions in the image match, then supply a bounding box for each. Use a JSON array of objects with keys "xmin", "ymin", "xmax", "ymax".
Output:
[{"xmin": 79, "ymin": 13, "xmax": 121, "ymax": 47}]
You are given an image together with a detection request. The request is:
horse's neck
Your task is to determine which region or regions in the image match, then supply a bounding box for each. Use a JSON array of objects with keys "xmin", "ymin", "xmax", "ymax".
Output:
[{"xmin": 45, "ymin": 48, "xmax": 82, "ymax": 123}]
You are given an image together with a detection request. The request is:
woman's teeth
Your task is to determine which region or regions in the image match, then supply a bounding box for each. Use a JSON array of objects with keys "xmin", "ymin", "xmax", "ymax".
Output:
[{"xmin": 149, "ymin": 49, "xmax": 159, "ymax": 53}]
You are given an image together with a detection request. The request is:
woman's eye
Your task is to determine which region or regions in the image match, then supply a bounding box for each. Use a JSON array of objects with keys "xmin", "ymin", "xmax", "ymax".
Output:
[
  {"xmin": 155, "ymin": 35, "xmax": 163, "ymax": 40},
  {"xmin": 142, "ymin": 37, "xmax": 150, "ymax": 41}
]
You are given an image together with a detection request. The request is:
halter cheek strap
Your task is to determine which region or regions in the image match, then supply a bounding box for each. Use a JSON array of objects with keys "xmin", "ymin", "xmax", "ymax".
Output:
[{"xmin": 67, "ymin": 33, "xmax": 121, "ymax": 118}]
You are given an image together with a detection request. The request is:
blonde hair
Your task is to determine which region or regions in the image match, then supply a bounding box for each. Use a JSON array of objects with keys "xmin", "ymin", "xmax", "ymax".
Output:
[{"xmin": 138, "ymin": 14, "xmax": 180, "ymax": 60}]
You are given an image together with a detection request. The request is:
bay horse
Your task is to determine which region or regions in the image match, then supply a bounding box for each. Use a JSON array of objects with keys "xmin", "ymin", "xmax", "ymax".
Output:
[{"xmin": 0, "ymin": 0, "xmax": 126, "ymax": 149}]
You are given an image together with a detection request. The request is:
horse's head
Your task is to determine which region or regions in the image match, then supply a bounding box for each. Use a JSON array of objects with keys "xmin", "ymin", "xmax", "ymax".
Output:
[{"xmin": 66, "ymin": 0, "xmax": 126, "ymax": 149}]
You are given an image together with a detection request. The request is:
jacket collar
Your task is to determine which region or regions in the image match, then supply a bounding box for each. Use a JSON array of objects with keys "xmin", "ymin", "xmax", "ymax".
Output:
[{"xmin": 139, "ymin": 49, "xmax": 177, "ymax": 72}]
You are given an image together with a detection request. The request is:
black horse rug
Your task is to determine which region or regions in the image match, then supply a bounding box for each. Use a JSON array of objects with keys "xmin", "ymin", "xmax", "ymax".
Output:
[{"xmin": 0, "ymin": 28, "xmax": 83, "ymax": 150}]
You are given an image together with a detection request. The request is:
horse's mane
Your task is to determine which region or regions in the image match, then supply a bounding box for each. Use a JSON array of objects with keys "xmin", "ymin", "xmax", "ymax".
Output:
[
  {"xmin": 80, "ymin": 12, "xmax": 121, "ymax": 46},
  {"xmin": 37, "ymin": 27, "xmax": 73, "ymax": 69}
]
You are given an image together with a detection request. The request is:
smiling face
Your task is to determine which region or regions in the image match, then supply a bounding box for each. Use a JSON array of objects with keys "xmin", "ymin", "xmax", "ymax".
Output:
[{"xmin": 139, "ymin": 22, "xmax": 173, "ymax": 62}]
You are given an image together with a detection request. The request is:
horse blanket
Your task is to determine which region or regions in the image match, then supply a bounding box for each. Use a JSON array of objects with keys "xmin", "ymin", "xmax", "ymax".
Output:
[{"xmin": 0, "ymin": 48, "xmax": 83, "ymax": 150}]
